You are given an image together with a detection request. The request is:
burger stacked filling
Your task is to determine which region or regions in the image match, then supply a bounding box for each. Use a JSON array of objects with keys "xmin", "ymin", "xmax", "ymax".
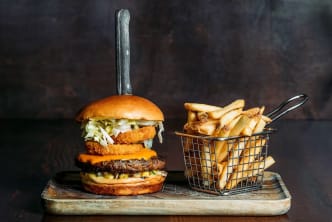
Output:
[
  {"xmin": 76, "ymin": 119, "xmax": 166, "ymax": 194},
  {"xmin": 81, "ymin": 119, "xmax": 164, "ymax": 148},
  {"xmin": 75, "ymin": 95, "xmax": 167, "ymax": 196}
]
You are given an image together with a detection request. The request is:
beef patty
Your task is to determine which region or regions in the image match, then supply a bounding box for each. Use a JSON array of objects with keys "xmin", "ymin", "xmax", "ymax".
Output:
[{"xmin": 76, "ymin": 157, "xmax": 165, "ymax": 174}]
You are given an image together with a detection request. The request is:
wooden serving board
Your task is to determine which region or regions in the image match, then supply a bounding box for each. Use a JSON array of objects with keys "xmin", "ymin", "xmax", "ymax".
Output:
[{"xmin": 41, "ymin": 171, "xmax": 291, "ymax": 216}]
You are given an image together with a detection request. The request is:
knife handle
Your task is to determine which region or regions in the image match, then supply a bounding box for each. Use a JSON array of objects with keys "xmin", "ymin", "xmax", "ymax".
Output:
[{"xmin": 116, "ymin": 9, "xmax": 132, "ymax": 95}]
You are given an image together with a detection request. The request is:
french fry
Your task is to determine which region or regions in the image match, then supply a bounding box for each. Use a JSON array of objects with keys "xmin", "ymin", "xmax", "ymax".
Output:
[
  {"xmin": 213, "ymin": 109, "xmax": 242, "ymax": 136},
  {"xmin": 226, "ymin": 139, "xmax": 266, "ymax": 188},
  {"xmin": 213, "ymin": 162, "xmax": 226, "ymax": 180},
  {"xmin": 231, "ymin": 115, "xmax": 267, "ymax": 180},
  {"xmin": 182, "ymin": 137, "xmax": 193, "ymax": 152},
  {"xmin": 253, "ymin": 116, "xmax": 267, "ymax": 133},
  {"xmin": 239, "ymin": 139, "xmax": 266, "ymax": 171},
  {"xmin": 184, "ymin": 157, "xmax": 201, "ymax": 178},
  {"xmin": 184, "ymin": 121, "xmax": 201, "ymax": 133},
  {"xmin": 262, "ymin": 115, "xmax": 272, "ymax": 124},
  {"xmin": 242, "ymin": 115, "xmax": 260, "ymax": 136},
  {"xmin": 218, "ymin": 139, "xmax": 247, "ymax": 189},
  {"xmin": 226, "ymin": 156, "xmax": 275, "ymax": 189},
  {"xmin": 200, "ymin": 142, "xmax": 213, "ymax": 185},
  {"xmin": 187, "ymin": 110, "xmax": 197, "ymax": 123},
  {"xmin": 184, "ymin": 103, "xmax": 221, "ymax": 112},
  {"xmin": 208, "ymin": 99, "xmax": 245, "ymax": 119},
  {"xmin": 217, "ymin": 115, "xmax": 252, "ymax": 189},
  {"xmin": 241, "ymin": 107, "xmax": 260, "ymax": 118},
  {"xmin": 218, "ymin": 109, "xmax": 243, "ymax": 129},
  {"xmin": 228, "ymin": 115, "xmax": 267, "ymax": 172},
  {"xmin": 214, "ymin": 116, "xmax": 241, "ymax": 163},
  {"xmin": 197, "ymin": 111, "xmax": 209, "ymax": 121},
  {"xmin": 197, "ymin": 120, "xmax": 219, "ymax": 135},
  {"xmin": 262, "ymin": 156, "xmax": 275, "ymax": 170},
  {"xmin": 184, "ymin": 119, "xmax": 219, "ymax": 135},
  {"xmin": 182, "ymin": 98, "xmax": 276, "ymax": 192},
  {"xmin": 183, "ymin": 122, "xmax": 193, "ymax": 132},
  {"xmin": 229, "ymin": 115, "xmax": 251, "ymax": 137}
]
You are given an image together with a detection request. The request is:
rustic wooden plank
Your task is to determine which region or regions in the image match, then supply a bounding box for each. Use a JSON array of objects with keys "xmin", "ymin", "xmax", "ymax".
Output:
[{"xmin": 41, "ymin": 171, "xmax": 290, "ymax": 215}]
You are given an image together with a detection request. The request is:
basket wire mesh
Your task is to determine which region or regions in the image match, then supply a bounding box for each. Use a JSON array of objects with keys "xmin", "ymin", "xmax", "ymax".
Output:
[{"xmin": 176, "ymin": 130, "xmax": 273, "ymax": 195}]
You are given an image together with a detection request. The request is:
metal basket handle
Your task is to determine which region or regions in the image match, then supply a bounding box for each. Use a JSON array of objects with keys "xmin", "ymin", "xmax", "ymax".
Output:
[{"xmin": 266, "ymin": 94, "xmax": 309, "ymax": 123}]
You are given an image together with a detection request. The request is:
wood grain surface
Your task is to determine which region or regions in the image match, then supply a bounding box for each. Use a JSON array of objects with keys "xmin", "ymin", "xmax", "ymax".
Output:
[{"xmin": 41, "ymin": 171, "xmax": 290, "ymax": 216}]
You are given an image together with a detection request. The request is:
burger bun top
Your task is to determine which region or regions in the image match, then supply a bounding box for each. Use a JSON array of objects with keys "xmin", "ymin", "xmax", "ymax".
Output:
[{"xmin": 76, "ymin": 95, "xmax": 164, "ymax": 122}]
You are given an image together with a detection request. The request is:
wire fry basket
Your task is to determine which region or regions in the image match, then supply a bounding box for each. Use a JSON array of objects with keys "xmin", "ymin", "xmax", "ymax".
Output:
[
  {"xmin": 176, "ymin": 94, "xmax": 309, "ymax": 195},
  {"xmin": 176, "ymin": 129, "xmax": 274, "ymax": 195}
]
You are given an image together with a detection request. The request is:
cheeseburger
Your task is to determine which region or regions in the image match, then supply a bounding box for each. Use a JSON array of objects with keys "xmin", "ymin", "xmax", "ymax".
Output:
[{"xmin": 75, "ymin": 95, "xmax": 167, "ymax": 195}]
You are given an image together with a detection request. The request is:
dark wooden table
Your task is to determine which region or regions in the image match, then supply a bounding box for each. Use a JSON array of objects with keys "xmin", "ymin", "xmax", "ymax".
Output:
[{"xmin": 1, "ymin": 119, "xmax": 331, "ymax": 221}]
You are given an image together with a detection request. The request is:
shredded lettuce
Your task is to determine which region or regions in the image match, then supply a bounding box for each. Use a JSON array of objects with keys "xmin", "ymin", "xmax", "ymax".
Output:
[
  {"xmin": 143, "ymin": 139, "xmax": 153, "ymax": 149},
  {"xmin": 158, "ymin": 121, "xmax": 164, "ymax": 144},
  {"xmin": 81, "ymin": 119, "xmax": 164, "ymax": 148}
]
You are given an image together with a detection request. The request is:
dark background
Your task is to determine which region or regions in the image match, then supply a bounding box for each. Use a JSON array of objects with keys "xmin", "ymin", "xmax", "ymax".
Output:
[
  {"xmin": 1, "ymin": 0, "xmax": 331, "ymax": 120},
  {"xmin": 1, "ymin": 2, "xmax": 332, "ymax": 220}
]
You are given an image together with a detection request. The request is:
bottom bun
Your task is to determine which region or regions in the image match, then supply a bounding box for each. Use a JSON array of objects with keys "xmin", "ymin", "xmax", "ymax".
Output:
[{"xmin": 81, "ymin": 174, "xmax": 167, "ymax": 196}]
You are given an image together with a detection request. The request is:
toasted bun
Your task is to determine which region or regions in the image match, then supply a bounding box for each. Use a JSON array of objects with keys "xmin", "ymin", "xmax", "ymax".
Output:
[
  {"xmin": 81, "ymin": 174, "xmax": 166, "ymax": 195},
  {"xmin": 76, "ymin": 95, "xmax": 164, "ymax": 121}
]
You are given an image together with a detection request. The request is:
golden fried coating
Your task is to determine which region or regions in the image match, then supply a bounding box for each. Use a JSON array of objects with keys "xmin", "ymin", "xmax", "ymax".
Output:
[
  {"xmin": 113, "ymin": 126, "xmax": 156, "ymax": 144},
  {"xmin": 84, "ymin": 126, "xmax": 156, "ymax": 155},
  {"xmin": 85, "ymin": 142, "xmax": 144, "ymax": 155}
]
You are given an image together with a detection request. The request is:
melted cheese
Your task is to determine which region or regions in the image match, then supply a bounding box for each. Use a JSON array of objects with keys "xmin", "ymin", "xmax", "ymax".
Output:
[
  {"xmin": 78, "ymin": 148, "xmax": 157, "ymax": 164},
  {"xmin": 80, "ymin": 171, "xmax": 163, "ymax": 184}
]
